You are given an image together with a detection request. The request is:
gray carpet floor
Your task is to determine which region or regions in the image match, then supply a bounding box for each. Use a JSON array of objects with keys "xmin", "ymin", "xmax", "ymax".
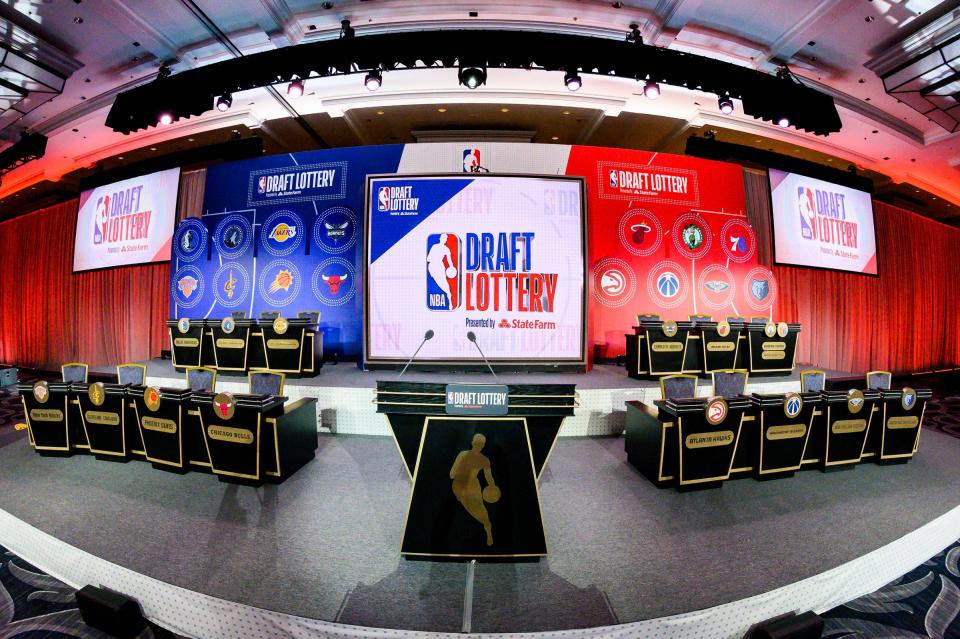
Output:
[{"xmin": 0, "ymin": 426, "xmax": 957, "ymax": 633}]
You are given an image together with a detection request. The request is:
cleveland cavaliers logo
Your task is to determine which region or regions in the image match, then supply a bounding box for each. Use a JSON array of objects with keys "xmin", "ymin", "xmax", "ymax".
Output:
[{"xmin": 88, "ymin": 382, "xmax": 106, "ymax": 407}]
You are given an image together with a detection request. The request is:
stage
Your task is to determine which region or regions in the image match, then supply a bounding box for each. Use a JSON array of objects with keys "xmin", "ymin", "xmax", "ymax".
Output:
[
  {"xmin": 0, "ymin": 414, "xmax": 958, "ymax": 637},
  {"xmin": 91, "ymin": 359, "xmax": 843, "ymax": 437}
]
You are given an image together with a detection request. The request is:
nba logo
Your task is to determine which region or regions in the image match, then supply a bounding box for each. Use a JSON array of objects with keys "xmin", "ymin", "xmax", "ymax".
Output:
[
  {"xmin": 797, "ymin": 186, "xmax": 815, "ymax": 240},
  {"xmin": 93, "ymin": 195, "xmax": 109, "ymax": 245},
  {"xmin": 426, "ymin": 233, "xmax": 460, "ymax": 310},
  {"xmin": 462, "ymin": 148, "xmax": 480, "ymax": 172},
  {"xmin": 609, "ymin": 170, "xmax": 618, "ymax": 188},
  {"xmin": 257, "ymin": 176, "xmax": 267, "ymax": 194},
  {"xmin": 377, "ymin": 186, "xmax": 390, "ymax": 212}
]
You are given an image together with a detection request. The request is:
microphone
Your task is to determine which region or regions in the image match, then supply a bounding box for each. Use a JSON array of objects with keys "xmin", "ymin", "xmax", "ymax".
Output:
[
  {"xmin": 398, "ymin": 329, "xmax": 434, "ymax": 379},
  {"xmin": 467, "ymin": 331, "xmax": 499, "ymax": 381}
]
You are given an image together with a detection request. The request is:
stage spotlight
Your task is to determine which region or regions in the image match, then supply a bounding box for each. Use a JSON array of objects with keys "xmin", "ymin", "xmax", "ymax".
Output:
[
  {"xmin": 777, "ymin": 116, "xmax": 790, "ymax": 127},
  {"xmin": 216, "ymin": 93, "xmax": 233, "ymax": 112},
  {"xmin": 564, "ymin": 71, "xmax": 582, "ymax": 92},
  {"xmin": 718, "ymin": 96, "xmax": 734, "ymax": 114},
  {"xmin": 644, "ymin": 79, "xmax": 660, "ymax": 99},
  {"xmin": 158, "ymin": 111, "xmax": 173, "ymax": 125},
  {"xmin": 626, "ymin": 22, "xmax": 642, "ymax": 44},
  {"xmin": 287, "ymin": 78, "xmax": 304, "ymax": 98},
  {"xmin": 364, "ymin": 69, "xmax": 382, "ymax": 91},
  {"xmin": 458, "ymin": 66, "xmax": 487, "ymax": 89}
]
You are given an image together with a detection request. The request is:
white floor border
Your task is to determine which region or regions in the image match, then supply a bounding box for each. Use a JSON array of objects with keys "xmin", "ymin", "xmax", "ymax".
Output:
[{"xmin": 1, "ymin": 503, "xmax": 958, "ymax": 639}]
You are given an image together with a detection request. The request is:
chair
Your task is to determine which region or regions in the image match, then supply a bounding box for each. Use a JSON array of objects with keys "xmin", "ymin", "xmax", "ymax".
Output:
[
  {"xmin": 750, "ymin": 316, "xmax": 769, "ymax": 323},
  {"xmin": 659, "ymin": 374, "xmax": 697, "ymax": 400},
  {"xmin": 260, "ymin": 310, "xmax": 281, "ymax": 321},
  {"xmin": 248, "ymin": 371, "xmax": 286, "ymax": 396},
  {"xmin": 116, "ymin": 363, "xmax": 147, "ymax": 386},
  {"xmin": 688, "ymin": 314, "xmax": 712, "ymax": 327},
  {"xmin": 712, "ymin": 369, "xmax": 749, "ymax": 398},
  {"xmin": 637, "ymin": 312, "xmax": 660, "ymax": 323},
  {"xmin": 800, "ymin": 369, "xmax": 826, "ymax": 393},
  {"xmin": 185, "ymin": 366, "xmax": 217, "ymax": 392},
  {"xmin": 866, "ymin": 370, "xmax": 892, "ymax": 390},
  {"xmin": 230, "ymin": 310, "xmax": 248, "ymax": 319},
  {"xmin": 61, "ymin": 363, "xmax": 88, "ymax": 383},
  {"xmin": 727, "ymin": 316, "xmax": 746, "ymax": 322},
  {"xmin": 297, "ymin": 310, "xmax": 321, "ymax": 324}
]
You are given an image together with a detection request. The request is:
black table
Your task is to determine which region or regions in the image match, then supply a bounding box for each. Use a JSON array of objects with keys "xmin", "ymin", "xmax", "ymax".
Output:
[{"xmin": 167, "ymin": 318, "xmax": 206, "ymax": 371}]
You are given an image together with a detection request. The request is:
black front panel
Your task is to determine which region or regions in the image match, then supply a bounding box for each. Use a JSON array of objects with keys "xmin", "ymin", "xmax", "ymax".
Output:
[
  {"xmin": 77, "ymin": 385, "xmax": 127, "ymax": 458},
  {"xmin": 167, "ymin": 321, "xmax": 204, "ymax": 369}
]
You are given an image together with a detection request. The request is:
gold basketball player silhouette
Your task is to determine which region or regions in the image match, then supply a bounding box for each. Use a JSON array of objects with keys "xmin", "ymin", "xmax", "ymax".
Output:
[{"xmin": 450, "ymin": 433, "xmax": 500, "ymax": 546}]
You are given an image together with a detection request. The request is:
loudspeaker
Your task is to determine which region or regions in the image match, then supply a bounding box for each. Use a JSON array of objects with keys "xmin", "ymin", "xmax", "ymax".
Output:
[
  {"xmin": 751, "ymin": 611, "xmax": 824, "ymax": 639},
  {"xmin": 76, "ymin": 585, "xmax": 147, "ymax": 639}
]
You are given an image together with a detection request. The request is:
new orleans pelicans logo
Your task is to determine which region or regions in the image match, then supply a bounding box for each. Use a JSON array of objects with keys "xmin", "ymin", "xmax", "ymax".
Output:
[
  {"xmin": 902, "ymin": 387, "xmax": 917, "ymax": 411},
  {"xmin": 847, "ymin": 389, "xmax": 865, "ymax": 415},
  {"xmin": 33, "ymin": 381, "xmax": 49, "ymax": 404},
  {"xmin": 213, "ymin": 392, "xmax": 235, "ymax": 420},
  {"xmin": 783, "ymin": 392, "xmax": 803, "ymax": 419},
  {"xmin": 88, "ymin": 382, "xmax": 106, "ymax": 407},
  {"xmin": 144, "ymin": 386, "xmax": 162, "ymax": 411},
  {"xmin": 705, "ymin": 397, "xmax": 728, "ymax": 425}
]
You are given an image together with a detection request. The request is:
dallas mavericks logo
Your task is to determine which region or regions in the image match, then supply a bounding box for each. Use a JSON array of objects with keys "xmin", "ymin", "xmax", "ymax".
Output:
[
  {"xmin": 181, "ymin": 229, "xmax": 197, "ymax": 252},
  {"xmin": 463, "ymin": 148, "xmax": 481, "ymax": 172},
  {"xmin": 797, "ymin": 187, "xmax": 815, "ymax": 240},
  {"xmin": 94, "ymin": 195, "xmax": 109, "ymax": 245},
  {"xmin": 377, "ymin": 186, "xmax": 390, "ymax": 212},
  {"xmin": 751, "ymin": 278, "xmax": 770, "ymax": 301},
  {"xmin": 657, "ymin": 272, "xmax": 680, "ymax": 298},
  {"xmin": 426, "ymin": 233, "xmax": 460, "ymax": 311}
]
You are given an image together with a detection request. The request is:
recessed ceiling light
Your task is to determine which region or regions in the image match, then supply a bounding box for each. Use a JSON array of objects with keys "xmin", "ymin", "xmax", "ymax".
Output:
[
  {"xmin": 551, "ymin": 136, "xmax": 559, "ymax": 140},
  {"xmin": 500, "ymin": 107, "xmax": 510, "ymax": 113},
  {"xmin": 437, "ymin": 107, "xmax": 447, "ymax": 113},
  {"xmin": 150, "ymin": 147, "xmax": 157, "ymax": 151},
  {"xmin": 74, "ymin": 16, "xmax": 83, "ymax": 24},
  {"xmin": 562, "ymin": 110, "xmax": 571, "ymax": 115},
  {"xmin": 376, "ymin": 110, "xmax": 384, "ymax": 115}
]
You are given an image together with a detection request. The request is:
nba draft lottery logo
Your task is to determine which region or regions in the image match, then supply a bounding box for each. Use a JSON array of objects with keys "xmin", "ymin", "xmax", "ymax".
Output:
[
  {"xmin": 463, "ymin": 148, "xmax": 481, "ymax": 172},
  {"xmin": 173, "ymin": 219, "xmax": 207, "ymax": 261},
  {"xmin": 426, "ymin": 233, "xmax": 461, "ymax": 310},
  {"xmin": 312, "ymin": 257, "xmax": 356, "ymax": 306},
  {"xmin": 795, "ymin": 184, "xmax": 858, "ymax": 249},
  {"xmin": 377, "ymin": 183, "xmax": 420, "ymax": 215},
  {"xmin": 313, "ymin": 206, "xmax": 357, "ymax": 254},
  {"xmin": 592, "ymin": 258, "xmax": 636, "ymax": 308},
  {"xmin": 260, "ymin": 210, "xmax": 304, "ymax": 257}
]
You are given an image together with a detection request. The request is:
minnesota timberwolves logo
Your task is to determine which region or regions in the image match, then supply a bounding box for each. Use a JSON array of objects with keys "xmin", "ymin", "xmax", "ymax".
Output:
[
  {"xmin": 783, "ymin": 392, "xmax": 803, "ymax": 419},
  {"xmin": 426, "ymin": 233, "xmax": 460, "ymax": 311},
  {"xmin": 173, "ymin": 219, "xmax": 207, "ymax": 261},
  {"xmin": 214, "ymin": 214, "xmax": 252, "ymax": 258}
]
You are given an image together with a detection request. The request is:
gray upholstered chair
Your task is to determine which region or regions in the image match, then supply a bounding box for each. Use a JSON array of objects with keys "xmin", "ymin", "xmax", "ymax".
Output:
[
  {"xmin": 659, "ymin": 374, "xmax": 697, "ymax": 400},
  {"xmin": 260, "ymin": 310, "xmax": 281, "ymax": 321},
  {"xmin": 117, "ymin": 363, "xmax": 147, "ymax": 386},
  {"xmin": 230, "ymin": 310, "xmax": 247, "ymax": 319},
  {"xmin": 297, "ymin": 310, "xmax": 321, "ymax": 324},
  {"xmin": 61, "ymin": 363, "xmax": 88, "ymax": 383},
  {"xmin": 712, "ymin": 369, "xmax": 748, "ymax": 398},
  {"xmin": 688, "ymin": 314, "xmax": 712, "ymax": 327},
  {"xmin": 185, "ymin": 367, "xmax": 217, "ymax": 393},
  {"xmin": 248, "ymin": 371, "xmax": 285, "ymax": 396},
  {"xmin": 866, "ymin": 370, "xmax": 892, "ymax": 390},
  {"xmin": 750, "ymin": 316, "xmax": 769, "ymax": 323},
  {"xmin": 727, "ymin": 316, "xmax": 746, "ymax": 322},
  {"xmin": 800, "ymin": 369, "xmax": 826, "ymax": 393},
  {"xmin": 637, "ymin": 312, "xmax": 660, "ymax": 323}
]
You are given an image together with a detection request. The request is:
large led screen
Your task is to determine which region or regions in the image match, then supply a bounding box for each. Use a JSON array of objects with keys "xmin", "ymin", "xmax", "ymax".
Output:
[
  {"xmin": 365, "ymin": 174, "xmax": 586, "ymax": 365},
  {"xmin": 769, "ymin": 168, "xmax": 877, "ymax": 275},
  {"xmin": 73, "ymin": 167, "xmax": 180, "ymax": 272}
]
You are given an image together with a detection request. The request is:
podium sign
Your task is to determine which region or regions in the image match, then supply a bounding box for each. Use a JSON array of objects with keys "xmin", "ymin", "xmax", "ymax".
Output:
[
  {"xmin": 747, "ymin": 321, "xmax": 800, "ymax": 374},
  {"xmin": 445, "ymin": 384, "xmax": 509, "ymax": 416},
  {"xmin": 751, "ymin": 392, "xmax": 821, "ymax": 477},
  {"xmin": 76, "ymin": 382, "xmax": 128, "ymax": 460},
  {"xmin": 18, "ymin": 381, "xmax": 72, "ymax": 454},
  {"xmin": 167, "ymin": 318, "xmax": 205, "ymax": 369},
  {"xmin": 129, "ymin": 386, "xmax": 192, "ymax": 471},
  {"xmin": 209, "ymin": 317, "xmax": 255, "ymax": 371},
  {"xmin": 821, "ymin": 389, "xmax": 881, "ymax": 468},
  {"xmin": 877, "ymin": 387, "xmax": 931, "ymax": 462}
]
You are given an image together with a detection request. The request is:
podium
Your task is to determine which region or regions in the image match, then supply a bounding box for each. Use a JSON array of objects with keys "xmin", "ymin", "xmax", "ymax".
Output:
[
  {"xmin": 208, "ymin": 317, "xmax": 256, "ymax": 372},
  {"xmin": 819, "ymin": 389, "xmax": 881, "ymax": 469},
  {"xmin": 875, "ymin": 387, "xmax": 931, "ymax": 463},
  {"xmin": 128, "ymin": 386, "xmax": 193, "ymax": 472},
  {"xmin": 376, "ymin": 381, "xmax": 576, "ymax": 559},
  {"xmin": 255, "ymin": 317, "xmax": 323, "ymax": 377},
  {"xmin": 626, "ymin": 320, "xmax": 693, "ymax": 379},
  {"xmin": 698, "ymin": 319, "xmax": 745, "ymax": 374},
  {"xmin": 746, "ymin": 321, "xmax": 800, "ymax": 375},
  {"xmin": 750, "ymin": 392, "xmax": 822, "ymax": 478},
  {"xmin": 167, "ymin": 319, "xmax": 205, "ymax": 370},
  {"xmin": 75, "ymin": 382, "xmax": 129, "ymax": 460},
  {"xmin": 192, "ymin": 392, "xmax": 318, "ymax": 484},
  {"xmin": 18, "ymin": 381, "xmax": 72, "ymax": 455}
]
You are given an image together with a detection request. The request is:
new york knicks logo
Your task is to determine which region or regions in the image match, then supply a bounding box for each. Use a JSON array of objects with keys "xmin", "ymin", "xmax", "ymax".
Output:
[
  {"xmin": 463, "ymin": 148, "xmax": 481, "ymax": 172},
  {"xmin": 797, "ymin": 186, "xmax": 816, "ymax": 240},
  {"xmin": 377, "ymin": 186, "xmax": 390, "ymax": 212},
  {"xmin": 426, "ymin": 233, "xmax": 460, "ymax": 311}
]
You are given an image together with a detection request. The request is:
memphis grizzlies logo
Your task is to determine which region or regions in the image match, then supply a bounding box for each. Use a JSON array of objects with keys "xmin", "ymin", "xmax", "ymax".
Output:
[
  {"xmin": 426, "ymin": 233, "xmax": 460, "ymax": 311},
  {"xmin": 751, "ymin": 278, "xmax": 770, "ymax": 301}
]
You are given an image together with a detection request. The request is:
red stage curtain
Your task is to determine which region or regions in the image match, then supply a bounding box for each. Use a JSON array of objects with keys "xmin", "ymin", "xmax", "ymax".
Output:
[
  {"xmin": 745, "ymin": 169, "xmax": 960, "ymax": 373},
  {"xmin": 0, "ymin": 200, "xmax": 170, "ymax": 371}
]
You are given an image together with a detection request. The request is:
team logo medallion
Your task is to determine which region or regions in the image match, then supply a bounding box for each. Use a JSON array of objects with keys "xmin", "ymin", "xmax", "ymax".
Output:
[
  {"xmin": 215, "ymin": 214, "xmax": 253, "ymax": 258},
  {"xmin": 144, "ymin": 387, "xmax": 162, "ymax": 412},
  {"xmin": 698, "ymin": 264, "xmax": 736, "ymax": 310},
  {"xmin": 592, "ymin": 258, "xmax": 637, "ymax": 308},
  {"xmin": 783, "ymin": 392, "xmax": 803, "ymax": 419},
  {"xmin": 33, "ymin": 381, "xmax": 49, "ymax": 404},
  {"xmin": 681, "ymin": 223, "xmax": 704, "ymax": 250},
  {"xmin": 618, "ymin": 209, "xmax": 662, "ymax": 256},
  {"xmin": 273, "ymin": 317, "xmax": 288, "ymax": 335},
  {"xmin": 662, "ymin": 320, "xmax": 678, "ymax": 337},
  {"xmin": 764, "ymin": 322, "xmax": 776, "ymax": 338},
  {"xmin": 720, "ymin": 218, "xmax": 756, "ymax": 263},
  {"xmin": 177, "ymin": 318, "xmax": 190, "ymax": 334},
  {"xmin": 173, "ymin": 219, "xmax": 207, "ymax": 262},
  {"xmin": 672, "ymin": 213, "xmax": 712, "ymax": 259},
  {"xmin": 902, "ymin": 387, "xmax": 917, "ymax": 411},
  {"xmin": 314, "ymin": 206, "xmax": 357, "ymax": 254},
  {"xmin": 221, "ymin": 317, "xmax": 236, "ymax": 334},
  {"xmin": 777, "ymin": 321, "xmax": 789, "ymax": 338},
  {"xmin": 213, "ymin": 392, "xmax": 236, "ymax": 420},
  {"xmin": 88, "ymin": 382, "xmax": 106, "ymax": 407},
  {"xmin": 717, "ymin": 320, "xmax": 731, "ymax": 337},
  {"xmin": 847, "ymin": 389, "xmax": 865, "ymax": 415},
  {"xmin": 261, "ymin": 210, "xmax": 304, "ymax": 257},
  {"xmin": 705, "ymin": 397, "xmax": 729, "ymax": 425}
]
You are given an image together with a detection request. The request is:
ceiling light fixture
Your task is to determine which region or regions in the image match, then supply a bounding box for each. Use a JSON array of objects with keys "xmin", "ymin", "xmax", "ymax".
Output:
[
  {"xmin": 777, "ymin": 116, "xmax": 790, "ymax": 127},
  {"xmin": 158, "ymin": 112, "xmax": 173, "ymax": 125},
  {"xmin": 564, "ymin": 70, "xmax": 582, "ymax": 92},
  {"xmin": 718, "ymin": 96, "xmax": 734, "ymax": 114},
  {"xmin": 458, "ymin": 66, "xmax": 487, "ymax": 89},
  {"xmin": 644, "ymin": 79, "xmax": 660, "ymax": 99},
  {"xmin": 216, "ymin": 93, "xmax": 232, "ymax": 112},
  {"xmin": 287, "ymin": 78, "xmax": 304, "ymax": 98},
  {"xmin": 364, "ymin": 69, "xmax": 382, "ymax": 91}
]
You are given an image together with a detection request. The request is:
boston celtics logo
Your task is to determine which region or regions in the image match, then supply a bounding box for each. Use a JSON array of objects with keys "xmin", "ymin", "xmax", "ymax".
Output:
[{"xmin": 681, "ymin": 223, "xmax": 704, "ymax": 250}]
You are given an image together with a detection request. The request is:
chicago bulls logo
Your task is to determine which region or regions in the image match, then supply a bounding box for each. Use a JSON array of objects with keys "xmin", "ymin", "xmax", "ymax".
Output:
[
  {"xmin": 212, "ymin": 392, "xmax": 235, "ymax": 420},
  {"xmin": 321, "ymin": 272, "xmax": 349, "ymax": 295}
]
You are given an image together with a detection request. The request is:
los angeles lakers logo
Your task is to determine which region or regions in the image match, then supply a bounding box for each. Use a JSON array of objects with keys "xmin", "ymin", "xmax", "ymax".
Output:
[
  {"xmin": 33, "ymin": 381, "xmax": 49, "ymax": 404},
  {"xmin": 269, "ymin": 223, "xmax": 297, "ymax": 243},
  {"xmin": 213, "ymin": 392, "xmax": 236, "ymax": 420},
  {"xmin": 144, "ymin": 386, "xmax": 162, "ymax": 411},
  {"xmin": 273, "ymin": 317, "xmax": 288, "ymax": 335},
  {"xmin": 705, "ymin": 397, "xmax": 728, "ymax": 425},
  {"xmin": 88, "ymin": 382, "xmax": 106, "ymax": 407},
  {"xmin": 783, "ymin": 392, "xmax": 803, "ymax": 418},
  {"xmin": 662, "ymin": 320, "xmax": 678, "ymax": 337}
]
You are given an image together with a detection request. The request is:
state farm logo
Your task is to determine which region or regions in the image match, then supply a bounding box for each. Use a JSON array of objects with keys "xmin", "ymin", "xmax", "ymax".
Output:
[{"xmin": 498, "ymin": 319, "xmax": 510, "ymax": 328}]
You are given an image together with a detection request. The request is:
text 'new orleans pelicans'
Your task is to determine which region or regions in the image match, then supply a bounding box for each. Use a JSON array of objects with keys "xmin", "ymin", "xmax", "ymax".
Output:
[{"xmin": 426, "ymin": 232, "xmax": 558, "ymax": 313}]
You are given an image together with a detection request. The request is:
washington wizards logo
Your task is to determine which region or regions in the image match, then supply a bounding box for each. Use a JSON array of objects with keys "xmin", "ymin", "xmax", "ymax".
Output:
[
  {"xmin": 784, "ymin": 393, "xmax": 803, "ymax": 419},
  {"xmin": 657, "ymin": 272, "xmax": 680, "ymax": 298}
]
